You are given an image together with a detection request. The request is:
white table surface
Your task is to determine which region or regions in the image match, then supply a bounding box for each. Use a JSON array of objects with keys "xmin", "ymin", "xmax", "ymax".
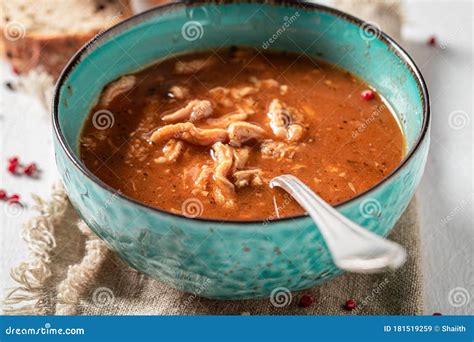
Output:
[{"xmin": 1, "ymin": 1, "xmax": 472, "ymax": 315}]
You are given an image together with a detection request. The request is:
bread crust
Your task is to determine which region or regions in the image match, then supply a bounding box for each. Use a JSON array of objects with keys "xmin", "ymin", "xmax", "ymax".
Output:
[{"xmin": 1, "ymin": 1, "xmax": 132, "ymax": 79}]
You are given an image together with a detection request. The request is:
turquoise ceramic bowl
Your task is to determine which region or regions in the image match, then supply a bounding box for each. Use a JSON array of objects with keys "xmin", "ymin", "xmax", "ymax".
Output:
[{"xmin": 52, "ymin": 1, "xmax": 430, "ymax": 299}]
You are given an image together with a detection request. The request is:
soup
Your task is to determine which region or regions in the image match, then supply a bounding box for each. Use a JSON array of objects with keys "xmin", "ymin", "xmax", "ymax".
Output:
[{"xmin": 80, "ymin": 48, "xmax": 404, "ymax": 220}]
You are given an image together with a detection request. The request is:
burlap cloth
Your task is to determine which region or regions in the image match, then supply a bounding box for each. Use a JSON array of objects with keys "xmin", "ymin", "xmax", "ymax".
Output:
[{"xmin": 2, "ymin": 184, "xmax": 423, "ymax": 315}]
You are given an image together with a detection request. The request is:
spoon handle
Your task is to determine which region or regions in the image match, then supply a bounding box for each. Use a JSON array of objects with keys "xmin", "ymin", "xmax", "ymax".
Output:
[{"xmin": 270, "ymin": 175, "xmax": 406, "ymax": 273}]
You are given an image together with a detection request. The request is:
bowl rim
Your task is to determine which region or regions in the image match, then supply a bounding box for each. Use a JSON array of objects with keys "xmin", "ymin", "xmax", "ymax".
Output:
[{"xmin": 52, "ymin": 0, "xmax": 430, "ymax": 224}]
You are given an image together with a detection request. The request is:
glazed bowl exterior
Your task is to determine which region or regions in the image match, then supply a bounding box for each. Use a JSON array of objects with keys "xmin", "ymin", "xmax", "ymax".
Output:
[{"xmin": 52, "ymin": 1, "xmax": 430, "ymax": 299}]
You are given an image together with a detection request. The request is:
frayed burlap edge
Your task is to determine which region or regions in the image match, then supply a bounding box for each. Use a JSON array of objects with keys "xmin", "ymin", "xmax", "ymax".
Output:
[
  {"xmin": 2, "ymin": 184, "xmax": 68, "ymax": 315},
  {"xmin": 2, "ymin": 184, "xmax": 109, "ymax": 315},
  {"xmin": 55, "ymin": 222, "xmax": 110, "ymax": 315}
]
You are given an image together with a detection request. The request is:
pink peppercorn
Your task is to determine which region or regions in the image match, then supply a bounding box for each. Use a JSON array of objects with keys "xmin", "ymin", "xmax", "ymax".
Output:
[
  {"xmin": 8, "ymin": 194, "xmax": 20, "ymax": 203},
  {"xmin": 361, "ymin": 89, "xmax": 375, "ymax": 101},
  {"xmin": 7, "ymin": 156, "xmax": 19, "ymax": 174},
  {"xmin": 298, "ymin": 294, "xmax": 315, "ymax": 308},
  {"xmin": 427, "ymin": 36, "xmax": 437, "ymax": 47},
  {"xmin": 345, "ymin": 299, "xmax": 357, "ymax": 311},
  {"xmin": 23, "ymin": 163, "xmax": 37, "ymax": 176}
]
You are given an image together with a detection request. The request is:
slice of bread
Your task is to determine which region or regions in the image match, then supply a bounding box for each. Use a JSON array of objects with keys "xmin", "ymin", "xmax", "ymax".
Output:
[
  {"xmin": 131, "ymin": 0, "xmax": 174, "ymax": 13},
  {"xmin": 0, "ymin": 0, "xmax": 132, "ymax": 78}
]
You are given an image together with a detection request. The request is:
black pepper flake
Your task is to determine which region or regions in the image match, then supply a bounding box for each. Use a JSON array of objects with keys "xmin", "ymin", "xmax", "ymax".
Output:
[
  {"xmin": 228, "ymin": 45, "xmax": 238, "ymax": 57},
  {"xmin": 5, "ymin": 81, "xmax": 15, "ymax": 91}
]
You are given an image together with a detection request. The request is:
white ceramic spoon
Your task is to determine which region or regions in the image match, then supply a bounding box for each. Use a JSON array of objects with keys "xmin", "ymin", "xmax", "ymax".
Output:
[{"xmin": 269, "ymin": 175, "xmax": 407, "ymax": 273}]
